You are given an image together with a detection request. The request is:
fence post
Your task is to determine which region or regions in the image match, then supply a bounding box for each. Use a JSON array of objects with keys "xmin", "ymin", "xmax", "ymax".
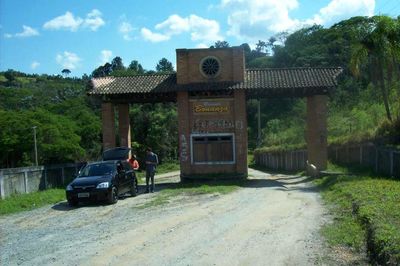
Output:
[
  {"xmin": 0, "ymin": 170, "xmax": 4, "ymax": 199},
  {"xmin": 24, "ymin": 170, "xmax": 28, "ymax": 193},
  {"xmin": 375, "ymin": 147, "xmax": 379, "ymax": 173},
  {"xmin": 360, "ymin": 145, "xmax": 363, "ymax": 165}
]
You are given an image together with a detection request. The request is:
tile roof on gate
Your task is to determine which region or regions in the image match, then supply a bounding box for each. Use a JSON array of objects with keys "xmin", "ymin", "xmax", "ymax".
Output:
[
  {"xmin": 89, "ymin": 67, "xmax": 342, "ymax": 96},
  {"xmin": 89, "ymin": 74, "xmax": 177, "ymax": 95}
]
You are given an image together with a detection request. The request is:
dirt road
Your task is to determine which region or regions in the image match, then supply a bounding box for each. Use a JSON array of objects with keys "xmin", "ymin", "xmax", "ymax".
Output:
[{"xmin": 0, "ymin": 169, "xmax": 331, "ymax": 265}]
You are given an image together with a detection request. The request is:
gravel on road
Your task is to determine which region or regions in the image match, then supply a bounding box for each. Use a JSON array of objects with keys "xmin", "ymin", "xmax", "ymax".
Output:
[{"xmin": 1, "ymin": 169, "xmax": 333, "ymax": 266}]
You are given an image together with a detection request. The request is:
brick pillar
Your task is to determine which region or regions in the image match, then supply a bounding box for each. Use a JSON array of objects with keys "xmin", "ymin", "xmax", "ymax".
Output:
[
  {"xmin": 102, "ymin": 102, "xmax": 116, "ymax": 150},
  {"xmin": 306, "ymin": 95, "xmax": 328, "ymax": 170},
  {"xmin": 118, "ymin": 104, "xmax": 131, "ymax": 148},
  {"xmin": 177, "ymin": 91, "xmax": 190, "ymax": 178},
  {"xmin": 234, "ymin": 90, "xmax": 248, "ymax": 176}
]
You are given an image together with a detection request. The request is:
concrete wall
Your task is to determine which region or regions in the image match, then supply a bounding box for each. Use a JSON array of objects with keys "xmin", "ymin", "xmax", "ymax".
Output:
[{"xmin": 0, "ymin": 163, "xmax": 84, "ymax": 199}]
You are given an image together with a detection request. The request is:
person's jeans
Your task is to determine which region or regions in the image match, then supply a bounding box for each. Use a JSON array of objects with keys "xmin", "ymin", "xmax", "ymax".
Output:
[{"xmin": 146, "ymin": 170, "xmax": 155, "ymax": 192}]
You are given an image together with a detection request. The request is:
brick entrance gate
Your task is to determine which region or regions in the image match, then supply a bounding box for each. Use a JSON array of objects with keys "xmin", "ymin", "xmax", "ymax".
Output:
[{"xmin": 90, "ymin": 47, "xmax": 341, "ymax": 179}]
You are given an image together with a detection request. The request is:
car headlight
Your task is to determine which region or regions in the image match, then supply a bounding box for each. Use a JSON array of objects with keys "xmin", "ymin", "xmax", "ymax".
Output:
[
  {"xmin": 96, "ymin": 182, "xmax": 109, "ymax": 189},
  {"xmin": 66, "ymin": 184, "xmax": 73, "ymax": 191}
]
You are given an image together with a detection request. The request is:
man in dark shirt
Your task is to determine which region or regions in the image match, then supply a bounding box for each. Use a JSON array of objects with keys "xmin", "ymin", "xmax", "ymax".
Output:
[{"xmin": 145, "ymin": 147, "xmax": 158, "ymax": 193}]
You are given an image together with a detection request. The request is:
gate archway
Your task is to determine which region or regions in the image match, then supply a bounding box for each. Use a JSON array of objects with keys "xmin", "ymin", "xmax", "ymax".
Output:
[{"xmin": 90, "ymin": 47, "xmax": 342, "ymax": 179}]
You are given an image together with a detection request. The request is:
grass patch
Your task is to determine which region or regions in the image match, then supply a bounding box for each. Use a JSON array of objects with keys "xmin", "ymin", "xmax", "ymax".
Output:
[
  {"xmin": 157, "ymin": 161, "xmax": 180, "ymax": 174},
  {"xmin": 134, "ymin": 180, "xmax": 242, "ymax": 209},
  {"xmin": 0, "ymin": 189, "xmax": 65, "ymax": 216},
  {"xmin": 136, "ymin": 161, "xmax": 180, "ymax": 184},
  {"xmin": 315, "ymin": 165, "xmax": 400, "ymax": 264}
]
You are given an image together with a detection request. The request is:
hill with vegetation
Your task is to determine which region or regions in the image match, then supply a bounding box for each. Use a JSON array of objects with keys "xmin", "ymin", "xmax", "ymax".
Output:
[{"xmin": 0, "ymin": 15, "xmax": 398, "ymax": 168}]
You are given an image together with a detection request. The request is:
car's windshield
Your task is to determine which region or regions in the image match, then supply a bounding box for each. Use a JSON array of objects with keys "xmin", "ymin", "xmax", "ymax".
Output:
[{"xmin": 78, "ymin": 163, "xmax": 114, "ymax": 177}]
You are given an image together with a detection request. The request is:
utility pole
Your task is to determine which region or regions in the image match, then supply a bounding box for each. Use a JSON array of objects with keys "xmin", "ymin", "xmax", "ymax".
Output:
[
  {"xmin": 257, "ymin": 99, "xmax": 261, "ymax": 147},
  {"xmin": 33, "ymin": 126, "xmax": 38, "ymax": 166}
]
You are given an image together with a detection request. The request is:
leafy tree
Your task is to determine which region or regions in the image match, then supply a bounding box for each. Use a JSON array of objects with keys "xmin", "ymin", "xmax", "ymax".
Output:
[
  {"xmin": 61, "ymin": 69, "xmax": 71, "ymax": 77},
  {"xmin": 92, "ymin": 63, "xmax": 113, "ymax": 77},
  {"xmin": 211, "ymin": 41, "xmax": 230, "ymax": 48},
  {"xmin": 4, "ymin": 69, "xmax": 16, "ymax": 82},
  {"xmin": 156, "ymin": 58, "xmax": 174, "ymax": 72},
  {"xmin": 129, "ymin": 103, "xmax": 178, "ymax": 162},
  {"xmin": 255, "ymin": 40, "xmax": 267, "ymax": 53},
  {"xmin": 350, "ymin": 16, "xmax": 400, "ymax": 121},
  {"xmin": 111, "ymin": 56, "xmax": 125, "ymax": 71},
  {"xmin": 128, "ymin": 60, "xmax": 145, "ymax": 74},
  {"xmin": 0, "ymin": 109, "xmax": 85, "ymax": 167}
]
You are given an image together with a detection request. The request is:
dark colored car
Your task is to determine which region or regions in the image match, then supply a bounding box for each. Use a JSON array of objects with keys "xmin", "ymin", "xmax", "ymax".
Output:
[{"xmin": 66, "ymin": 147, "xmax": 138, "ymax": 206}]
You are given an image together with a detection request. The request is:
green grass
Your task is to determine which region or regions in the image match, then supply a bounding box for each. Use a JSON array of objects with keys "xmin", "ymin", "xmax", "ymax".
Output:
[
  {"xmin": 156, "ymin": 161, "xmax": 180, "ymax": 174},
  {"xmin": 315, "ymin": 165, "xmax": 400, "ymax": 264},
  {"xmin": 134, "ymin": 180, "xmax": 242, "ymax": 209},
  {"xmin": 0, "ymin": 189, "xmax": 65, "ymax": 215},
  {"xmin": 136, "ymin": 160, "xmax": 180, "ymax": 184}
]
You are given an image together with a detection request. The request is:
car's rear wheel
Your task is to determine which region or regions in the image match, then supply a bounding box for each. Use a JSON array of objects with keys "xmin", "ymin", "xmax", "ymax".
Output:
[
  {"xmin": 130, "ymin": 179, "xmax": 137, "ymax": 197},
  {"xmin": 68, "ymin": 199, "xmax": 78, "ymax": 207},
  {"xmin": 108, "ymin": 186, "xmax": 118, "ymax": 204}
]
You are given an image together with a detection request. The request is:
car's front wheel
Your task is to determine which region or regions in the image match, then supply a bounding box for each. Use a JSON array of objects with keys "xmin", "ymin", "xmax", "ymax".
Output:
[{"xmin": 108, "ymin": 186, "xmax": 118, "ymax": 204}]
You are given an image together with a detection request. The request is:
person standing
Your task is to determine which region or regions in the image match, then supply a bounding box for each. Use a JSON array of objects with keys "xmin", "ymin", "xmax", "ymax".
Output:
[
  {"xmin": 145, "ymin": 147, "xmax": 158, "ymax": 193},
  {"xmin": 128, "ymin": 154, "xmax": 140, "ymax": 170}
]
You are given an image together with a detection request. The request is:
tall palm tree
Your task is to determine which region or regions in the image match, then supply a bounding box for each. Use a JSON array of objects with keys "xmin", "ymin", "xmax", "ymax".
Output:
[{"xmin": 350, "ymin": 16, "xmax": 400, "ymax": 121}]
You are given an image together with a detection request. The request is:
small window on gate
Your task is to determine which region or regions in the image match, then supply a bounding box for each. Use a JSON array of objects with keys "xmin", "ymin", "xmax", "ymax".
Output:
[{"xmin": 191, "ymin": 134, "xmax": 235, "ymax": 164}]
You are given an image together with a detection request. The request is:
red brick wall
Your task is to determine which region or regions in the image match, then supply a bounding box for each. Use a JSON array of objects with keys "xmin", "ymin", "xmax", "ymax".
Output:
[{"xmin": 176, "ymin": 47, "xmax": 244, "ymax": 84}]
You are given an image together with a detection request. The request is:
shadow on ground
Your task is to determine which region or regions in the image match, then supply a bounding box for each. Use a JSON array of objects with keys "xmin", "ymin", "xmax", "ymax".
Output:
[{"xmin": 52, "ymin": 169, "xmax": 319, "ymax": 211}]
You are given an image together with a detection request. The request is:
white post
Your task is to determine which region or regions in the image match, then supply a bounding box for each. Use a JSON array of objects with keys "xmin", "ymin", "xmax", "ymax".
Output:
[
  {"xmin": 0, "ymin": 171, "xmax": 5, "ymax": 199},
  {"xmin": 33, "ymin": 126, "xmax": 38, "ymax": 166},
  {"xmin": 24, "ymin": 171, "xmax": 28, "ymax": 193}
]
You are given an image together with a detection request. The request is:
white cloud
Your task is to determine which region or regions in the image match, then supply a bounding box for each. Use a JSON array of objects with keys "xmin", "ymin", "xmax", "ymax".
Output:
[
  {"xmin": 31, "ymin": 61, "xmax": 40, "ymax": 70},
  {"xmin": 4, "ymin": 25, "xmax": 39, "ymax": 38},
  {"xmin": 141, "ymin": 28, "xmax": 170, "ymax": 42},
  {"xmin": 56, "ymin": 51, "xmax": 81, "ymax": 70},
  {"xmin": 141, "ymin": 14, "xmax": 221, "ymax": 44},
  {"xmin": 188, "ymin": 15, "xmax": 221, "ymax": 42},
  {"xmin": 16, "ymin": 25, "xmax": 40, "ymax": 37},
  {"xmin": 155, "ymin": 14, "xmax": 190, "ymax": 35},
  {"xmin": 221, "ymin": 0, "xmax": 300, "ymax": 40},
  {"xmin": 100, "ymin": 50, "xmax": 113, "ymax": 65},
  {"xmin": 306, "ymin": 0, "xmax": 375, "ymax": 26},
  {"xmin": 119, "ymin": 22, "xmax": 134, "ymax": 40},
  {"xmin": 44, "ymin": 11, "xmax": 83, "ymax": 31},
  {"xmin": 83, "ymin": 9, "xmax": 105, "ymax": 31},
  {"xmin": 219, "ymin": 0, "xmax": 375, "ymax": 42},
  {"xmin": 43, "ymin": 9, "xmax": 105, "ymax": 32}
]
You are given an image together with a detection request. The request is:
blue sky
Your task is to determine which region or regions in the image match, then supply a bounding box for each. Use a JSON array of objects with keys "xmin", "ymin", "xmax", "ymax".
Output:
[{"xmin": 0, "ymin": 0, "xmax": 399, "ymax": 77}]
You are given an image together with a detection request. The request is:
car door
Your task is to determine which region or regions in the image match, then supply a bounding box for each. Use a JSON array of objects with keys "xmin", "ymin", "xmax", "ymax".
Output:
[
  {"xmin": 121, "ymin": 161, "xmax": 134, "ymax": 191},
  {"xmin": 116, "ymin": 162, "xmax": 128, "ymax": 193}
]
